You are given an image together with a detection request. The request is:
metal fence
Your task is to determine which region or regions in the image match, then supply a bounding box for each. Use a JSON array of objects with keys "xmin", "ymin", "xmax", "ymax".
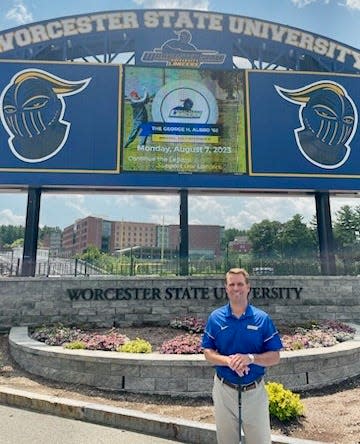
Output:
[{"xmin": 1, "ymin": 255, "xmax": 359, "ymax": 277}]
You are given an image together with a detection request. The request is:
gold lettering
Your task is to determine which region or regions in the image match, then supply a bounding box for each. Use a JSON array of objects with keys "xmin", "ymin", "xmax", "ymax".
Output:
[
  {"xmin": 61, "ymin": 18, "xmax": 78, "ymax": 36},
  {"xmin": 298, "ymin": 32, "xmax": 314, "ymax": 51},
  {"xmin": 192, "ymin": 12, "xmax": 209, "ymax": 29},
  {"xmin": 313, "ymin": 37, "xmax": 329, "ymax": 55},
  {"xmin": 28, "ymin": 24, "xmax": 48, "ymax": 43},
  {"xmin": 14, "ymin": 29, "xmax": 32, "ymax": 47},
  {"xmin": 260, "ymin": 22, "xmax": 271, "ymax": 39},
  {"xmin": 144, "ymin": 11, "xmax": 159, "ymax": 28},
  {"xmin": 174, "ymin": 11, "xmax": 194, "ymax": 29},
  {"xmin": 76, "ymin": 16, "xmax": 92, "ymax": 34},
  {"xmin": 351, "ymin": 50, "xmax": 360, "ymax": 69},
  {"xmin": 46, "ymin": 21, "xmax": 63, "ymax": 39},
  {"xmin": 269, "ymin": 24, "xmax": 288, "ymax": 42},
  {"xmin": 122, "ymin": 11, "xmax": 139, "ymax": 29},
  {"xmin": 90, "ymin": 14, "xmax": 108, "ymax": 32},
  {"xmin": 244, "ymin": 19, "xmax": 263, "ymax": 37},
  {"xmin": 326, "ymin": 41, "xmax": 337, "ymax": 58},
  {"xmin": 335, "ymin": 44, "xmax": 351, "ymax": 63},
  {"xmin": 208, "ymin": 13, "xmax": 223, "ymax": 31},
  {"xmin": 108, "ymin": 13, "xmax": 124, "ymax": 30},
  {"xmin": 228, "ymin": 16, "xmax": 245, "ymax": 34},
  {"xmin": 284, "ymin": 30, "xmax": 300, "ymax": 46},
  {"xmin": 0, "ymin": 32, "xmax": 15, "ymax": 52},
  {"xmin": 108, "ymin": 12, "xmax": 139, "ymax": 30},
  {"xmin": 157, "ymin": 11, "xmax": 176, "ymax": 28}
]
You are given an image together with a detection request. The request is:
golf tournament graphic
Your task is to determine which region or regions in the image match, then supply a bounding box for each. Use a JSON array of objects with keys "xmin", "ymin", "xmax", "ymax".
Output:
[{"xmin": 122, "ymin": 66, "xmax": 246, "ymax": 174}]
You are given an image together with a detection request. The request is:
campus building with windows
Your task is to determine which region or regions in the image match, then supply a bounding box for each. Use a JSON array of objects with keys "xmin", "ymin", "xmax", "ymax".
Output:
[{"xmin": 61, "ymin": 217, "xmax": 224, "ymax": 258}]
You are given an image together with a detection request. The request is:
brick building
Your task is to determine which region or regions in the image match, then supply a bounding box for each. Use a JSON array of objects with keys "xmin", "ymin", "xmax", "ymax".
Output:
[
  {"xmin": 111, "ymin": 221, "xmax": 157, "ymax": 251},
  {"xmin": 62, "ymin": 217, "xmax": 224, "ymax": 258},
  {"xmin": 167, "ymin": 224, "xmax": 224, "ymax": 258},
  {"xmin": 41, "ymin": 227, "xmax": 62, "ymax": 255},
  {"xmin": 229, "ymin": 236, "xmax": 252, "ymax": 253},
  {"xmin": 62, "ymin": 216, "xmax": 112, "ymax": 255}
]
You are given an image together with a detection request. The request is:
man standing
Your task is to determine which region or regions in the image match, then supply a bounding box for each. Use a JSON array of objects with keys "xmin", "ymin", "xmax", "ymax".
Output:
[
  {"xmin": 202, "ymin": 268, "xmax": 283, "ymax": 444},
  {"xmin": 124, "ymin": 89, "xmax": 149, "ymax": 148}
]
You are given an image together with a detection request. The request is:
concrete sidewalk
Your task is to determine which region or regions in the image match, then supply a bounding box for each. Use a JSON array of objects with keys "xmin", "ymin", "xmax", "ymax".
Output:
[
  {"xmin": 0, "ymin": 404, "xmax": 179, "ymax": 444},
  {"xmin": 0, "ymin": 386, "xmax": 330, "ymax": 444}
]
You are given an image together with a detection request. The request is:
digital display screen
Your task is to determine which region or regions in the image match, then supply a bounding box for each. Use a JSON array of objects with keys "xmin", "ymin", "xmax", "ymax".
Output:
[{"xmin": 122, "ymin": 66, "xmax": 246, "ymax": 174}]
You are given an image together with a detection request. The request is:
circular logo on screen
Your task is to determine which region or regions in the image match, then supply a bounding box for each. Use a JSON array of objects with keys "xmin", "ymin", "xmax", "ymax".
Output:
[{"xmin": 151, "ymin": 80, "xmax": 218, "ymax": 123}]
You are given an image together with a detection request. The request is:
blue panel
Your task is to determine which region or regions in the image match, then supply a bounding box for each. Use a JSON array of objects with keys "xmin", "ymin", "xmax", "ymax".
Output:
[
  {"xmin": 0, "ymin": 61, "xmax": 360, "ymax": 192},
  {"xmin": 247, "ymin": 70, "xmax": 360, "ymax": 178},
  {"xmin": 0, "ymin": 60, "xmax": 120, "ymax": 173}
]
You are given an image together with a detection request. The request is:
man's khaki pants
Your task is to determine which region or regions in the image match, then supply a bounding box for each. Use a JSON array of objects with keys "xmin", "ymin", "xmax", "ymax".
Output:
[{"xmin": 212, "ymin": 375, "xmax": 271, "ymax": 444}]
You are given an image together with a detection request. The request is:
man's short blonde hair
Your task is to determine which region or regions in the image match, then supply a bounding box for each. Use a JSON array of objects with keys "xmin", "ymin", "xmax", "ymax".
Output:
[{"xmin": 225, "ymin": 268, "xmax": 250, "ymax": 284}]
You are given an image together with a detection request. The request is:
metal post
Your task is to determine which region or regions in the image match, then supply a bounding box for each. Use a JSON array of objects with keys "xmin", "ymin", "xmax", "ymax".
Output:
[
  {"xmin": 22, "ymin": 187, "xmax": 41, "ymax": 277},
  {"xmin": 315, "ymin": 192, "xmax": 336, "ymax": 275},
  {"xmin": 179, "ymin": 189, "xmax": 189, "ymax": 276},
  {"xmin": 130, "ymin": 247, "xmax": 134, "ymax": 276}
]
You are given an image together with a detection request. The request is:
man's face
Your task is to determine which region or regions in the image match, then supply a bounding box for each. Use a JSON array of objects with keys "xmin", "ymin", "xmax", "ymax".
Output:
[{"xmin": 225, "ymin": 273, "xmax": 250, "ymax": 305}]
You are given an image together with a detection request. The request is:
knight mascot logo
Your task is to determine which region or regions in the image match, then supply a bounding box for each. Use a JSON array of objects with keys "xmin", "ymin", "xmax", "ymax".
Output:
[
  {"xmin": 275, "ymin": 81, "xmax": 357, "ymax": 169},
  {"xmin": 0, "ymin": 69, "xmax": 90, "ymax": 163}
]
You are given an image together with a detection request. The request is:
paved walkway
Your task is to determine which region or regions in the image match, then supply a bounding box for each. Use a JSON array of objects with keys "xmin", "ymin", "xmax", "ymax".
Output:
[
  {"xmin": 0, "ymin": 386, "xmax": 330, "ymax": 444},
  {"xmin": 0, "ymin": 404, "xmax": 179, "ymax": 443}
]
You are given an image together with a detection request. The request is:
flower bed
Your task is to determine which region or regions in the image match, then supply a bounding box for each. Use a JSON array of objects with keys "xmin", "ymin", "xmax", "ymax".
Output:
[{"xmin": 30, "ymin": 318, "xmax": 356, "ymax": 355}]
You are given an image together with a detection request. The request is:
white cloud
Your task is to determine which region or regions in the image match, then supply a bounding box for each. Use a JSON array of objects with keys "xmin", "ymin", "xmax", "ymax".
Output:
[
  {"xmin": 41, "ymin": 194, "xmax": 89, "ymax": 225},
  {"xmin": 5, "ymin": 0, "xmax": 33, "ymax": 24},
  {"xmin": 189, "ymin": 195, "xmax": 317, "ymax": 229},
  {"xmin": 1, "ymin": 193, "xmax": 358, "ymax": 231},
  {"xmin": 0, "ymin": 209, "xmax": 25, "ymax": 226},
  {"xmin": 291, "ymin": 0, "xmax": 317, "ymax": 6},
  {"xmin": 341, "ymin": 0, "xmax": 360, "ymax": 9},
  {"xmin": 133, "ymin": 0, "xmax": 209, "ymax": 10},
  {"xmin": 116, "ymin": 195, "xmax": 180, "ymax": 224}
]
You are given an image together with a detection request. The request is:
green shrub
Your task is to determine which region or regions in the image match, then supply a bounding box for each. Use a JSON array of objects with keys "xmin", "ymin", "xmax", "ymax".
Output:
[
  {"xmin": 64, "ymin": 340, "xmax": 86, "ymax": 350},
  {"xmin": 118, "ymin": 338, "xmax": 152, "ymax": 353},
  {"xmin": 266, "ymin": 382, "xmax": 305, "ymax": 421}
]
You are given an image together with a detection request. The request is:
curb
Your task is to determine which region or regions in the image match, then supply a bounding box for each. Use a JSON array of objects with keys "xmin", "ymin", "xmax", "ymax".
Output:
[{"xmin": 0, "ymin": 386, "xmax": 330, "ymax": 444}]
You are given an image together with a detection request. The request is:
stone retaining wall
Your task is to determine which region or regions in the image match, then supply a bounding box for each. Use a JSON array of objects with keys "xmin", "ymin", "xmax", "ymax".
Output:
[
  {"xmin": 9, "ymin": 325, "xmax": 360, "ymax": 396},
  {"xmin": 1, "ymin": 275, "xmax": 360, "ymax": 331}
]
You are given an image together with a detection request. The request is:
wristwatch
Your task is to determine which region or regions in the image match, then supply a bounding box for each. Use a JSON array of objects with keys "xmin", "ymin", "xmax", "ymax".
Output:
[{"xmin": 247, "ymin": 353, "xmax": 255, "ymax": 364}]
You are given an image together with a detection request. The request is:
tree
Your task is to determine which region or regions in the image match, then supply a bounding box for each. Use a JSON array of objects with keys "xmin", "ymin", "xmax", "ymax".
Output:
[
  {"xmin": 277, "ymin": 214, "xmax": 317, "ymax": 258},
  {"xmin": 0, "ymin": 225, "xmax": 24, "ymax": 248},
  {"xmin": 10, "ymin": 238, "xmax": 24, "ymax": 248},
  {"xmin": 247, "ymin": 219, "xmax": 282, "ymax": 258},
  {"xmin": 333, "ymin": 205, "xmax": 360, "ymax": 267},
  {"xmin": 221, "ymin": 228, "xmax": 244, "ymax": 250},
  {"xmin": 77, "ymin": 245, "xmax": 102, "ymax": 262}
]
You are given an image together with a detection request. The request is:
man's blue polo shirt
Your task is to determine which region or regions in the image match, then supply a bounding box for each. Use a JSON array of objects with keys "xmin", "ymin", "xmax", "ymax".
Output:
[{"xmin": 202, "ymin": 303, "xmax": 283, "ymax": 385}]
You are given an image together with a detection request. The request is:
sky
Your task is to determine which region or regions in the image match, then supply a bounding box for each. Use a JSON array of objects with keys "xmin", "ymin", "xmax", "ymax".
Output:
[{"xmin": 0, "ymin": 0, "xmax": 360, "ymax": 230}]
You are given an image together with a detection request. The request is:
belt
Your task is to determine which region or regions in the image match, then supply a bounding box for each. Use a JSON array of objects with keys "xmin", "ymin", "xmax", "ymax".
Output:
[{"xmin": 216, "ymin": 373, "xmax": 263, "ymax": 392}]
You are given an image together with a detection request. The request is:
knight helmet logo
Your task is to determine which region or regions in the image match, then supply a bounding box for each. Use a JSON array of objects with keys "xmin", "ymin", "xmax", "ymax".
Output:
[
  {"xmin": 0, "ymin": 69, "xmax": 91, "ymax": 163},
  {"xmin": 275, "ymin": 81, "xmax": 357, "ymax": 169}
]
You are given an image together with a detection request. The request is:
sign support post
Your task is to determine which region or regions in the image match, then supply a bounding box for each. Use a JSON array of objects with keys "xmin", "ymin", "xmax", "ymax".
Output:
[
  {"xmin": 22, "ymin": 187, "xmax": 41, "ymax": 277},
  {"xmin": 315, "ymin": 192, "xmax": 336, "ymax": 275},
  {"xmin": 179, "ymin": 189, "xmax": 189, "ymax": 276}
]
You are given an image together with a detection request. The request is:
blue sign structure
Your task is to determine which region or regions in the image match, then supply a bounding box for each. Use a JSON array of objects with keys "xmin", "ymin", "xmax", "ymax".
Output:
[
  {"xmin": 0, "ymin": 60, "xmax": 121, "ymax": 174},
  {"xmin": 0, "ymin": 61, "xmax": 360, "ymax": 191},
  {"xmin": 1, "ymin": 9, "xmax": 354, "ymax": 276},
  {"xmin": 247, "ymin": 70, "xmax": 360, "ymax": 179},
  {"xmin": 0, "ymin": 7, "xmax": 360, "ymax": 193}
]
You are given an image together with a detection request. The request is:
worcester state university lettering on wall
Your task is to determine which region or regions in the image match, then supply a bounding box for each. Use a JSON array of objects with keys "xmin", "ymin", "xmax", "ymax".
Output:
[{"xmin": 66, "ymin": 286, "xmax": 302, "ymax": 301}]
